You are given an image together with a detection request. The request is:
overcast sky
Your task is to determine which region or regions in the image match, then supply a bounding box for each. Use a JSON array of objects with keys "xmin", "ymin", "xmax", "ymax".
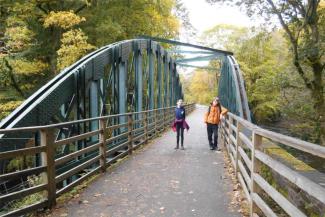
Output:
[
  {"xmin": 177, "ymin": 0, "xmax": 256, "ymax": 74},
  {"xmin": 182, "ymin": 0, "xmax": 254, "ymax": 36}
]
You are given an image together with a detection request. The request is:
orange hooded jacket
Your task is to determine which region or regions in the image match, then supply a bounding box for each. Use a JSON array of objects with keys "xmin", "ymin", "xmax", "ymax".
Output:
[{"xmin": 204, "ymin": 105, "xmax": 228, "ymax": 125}]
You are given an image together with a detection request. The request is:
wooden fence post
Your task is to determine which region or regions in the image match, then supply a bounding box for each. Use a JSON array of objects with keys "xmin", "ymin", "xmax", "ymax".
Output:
[
  {"xmin": 155, "ymin": 110, "xmax": 158, "ymax": 136},
  {"xmin": 227, "ymin": 116, "xmax": 233, "ymax": 155},
  {"xmin": 235, "ymin": 120, "xmax": 242, "ymax": 176},
  {"xmin": 128, "ymin": 114, "xmax": 133, "ymax": 155},
  {"xmin": 163, "ymin": 109, "xmax": 166, "ymax": 131},
  {"xmin": 221, "ymin": 118, "xmax": 226, "ymax": 149},
  {"xmin": 144, "ymin": 112, "xmax": 148, "ymax": 144},
  {"xmin": 250, "ymin": 131, "xmax": 262, "ymax": 217},
  {"xmin": 40, "ymin": 128, "xmax": 56, "ymax": 208},
  {"xmin": 99, "ymin": 119, "xmax": 107, "ymax": 172}
]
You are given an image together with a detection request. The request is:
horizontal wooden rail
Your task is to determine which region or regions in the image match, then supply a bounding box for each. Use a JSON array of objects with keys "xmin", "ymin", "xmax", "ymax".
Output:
[
  {"xmin": 0, "ymin": 146, "xmax": 46, "ymax": 160},
  {"xmin": 54, "ymin": 129, "xmax": 102, "ymax": 147},
  {"xmin": 0, "ymin": 103, "xmax": 196, "ymax": 216},
  {"xmin": 220, "ymin": 111, "xmax": 325, "ymax": 217}
]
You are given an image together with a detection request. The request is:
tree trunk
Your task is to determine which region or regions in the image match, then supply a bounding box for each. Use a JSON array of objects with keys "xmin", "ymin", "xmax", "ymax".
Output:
[
  {"xmin": 4, "ymin": 58, "xmax": 26, "ymax": 98},
  {"xmin": 311, "ymin": 62, "xmax": 325, "ymax": 146}
]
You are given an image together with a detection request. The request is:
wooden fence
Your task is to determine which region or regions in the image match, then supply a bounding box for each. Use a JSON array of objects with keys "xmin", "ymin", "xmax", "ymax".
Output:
[
  {"xmin": 0, "ymin": 104, "xmax": 195, "ymax": 217},
  {"xmin": 220, "ymin": 112, "xmax": 325, "ymax": 217}
]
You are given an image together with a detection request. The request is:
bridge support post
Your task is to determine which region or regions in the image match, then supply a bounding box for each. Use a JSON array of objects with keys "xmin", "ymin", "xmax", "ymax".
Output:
[
  {"xmin": 250, "ymin": 132, "xmax": 262, "ymax": 217},
  {"xmin": 40, "ymin": 128, "xmax": 56, "ymax": 208},
  {"xmin": 118, "ymin": 61, "xmax": 127, "ymax": 128},
  {"xmin": 163, "ymin": 54, "xmax": 169, "ymax": 107},
  {"xmin": 128, "ymin": 114, "xmax": 133, "ymax": 155},
  {"xmin": 135, "ymin": 48, "xmax": 143, "ymax": 118},
  {"xmin": 148, "ymin": 48, "xmax": 154, "ymax": 110},
  {"xmin": 99, "ymin": 119, "xmax": 107, "ymax": 172},
  {"xmin": 157, "ymin": 47, "xmax": 162, "ymax": 108},
  {"xmin": 169, "ymin": 62, "xmax": 174, "ymax": 106}
]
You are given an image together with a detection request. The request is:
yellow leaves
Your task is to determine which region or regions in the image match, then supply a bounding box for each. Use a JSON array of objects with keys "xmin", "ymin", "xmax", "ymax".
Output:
[
  {"xmin": 43, "ymin": 11, "xmax": 86, "ymax": 29},
  {"xmin": 5, "ymin": 25, "xmax": 34, "ymax": 51},
  {"xmin": 9, "ymin": 59, "xmax": 48, "ymax": 75},
  {"xmin": 185, "ymin": 70, "xmax": 217, "ymax": 105},
  {"xmin": 57, "ymin": 29, "xmax": 95, "ymax": 70},
  {"xmin": 0, "ymin": 101, "xmax": 23, "ymax": 120}
]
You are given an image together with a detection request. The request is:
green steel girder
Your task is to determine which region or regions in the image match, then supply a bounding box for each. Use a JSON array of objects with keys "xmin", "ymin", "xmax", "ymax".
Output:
[
  {"xmin": 0, "ymin": 38, "xmax": 250, "ymax": 186},
  {"xmin": 176, "ymin": 63, "xmax": 219, "ymax": 71},
  {"xmin": 175, "ymin": 54, "xmax": 224, "ymax": 63}
]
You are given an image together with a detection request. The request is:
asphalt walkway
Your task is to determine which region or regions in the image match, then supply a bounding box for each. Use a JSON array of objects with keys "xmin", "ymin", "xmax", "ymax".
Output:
[{"xmin": 49, "ymin": 106, "xmax": 240, "ymax": 217}]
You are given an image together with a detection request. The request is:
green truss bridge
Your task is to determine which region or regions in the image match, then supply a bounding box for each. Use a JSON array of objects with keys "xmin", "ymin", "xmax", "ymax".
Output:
[{"xmin": 0, "ymin": 38, "xmax": 324, "ymax": 217}]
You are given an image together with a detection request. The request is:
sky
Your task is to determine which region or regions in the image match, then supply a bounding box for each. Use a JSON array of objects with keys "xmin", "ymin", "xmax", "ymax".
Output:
[
  {"xmin": 177, "ymin": 0, "xmax": 256, "ymax": 74},
  {"xmin": 182, "ymin": 0, "xmax": 255, "ymax": 37}
]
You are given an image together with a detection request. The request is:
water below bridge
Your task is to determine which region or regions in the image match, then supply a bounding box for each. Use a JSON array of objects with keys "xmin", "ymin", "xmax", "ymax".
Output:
[{"xmin": 46, "ymin": 107, "xmax": 241, "ymax": 217}]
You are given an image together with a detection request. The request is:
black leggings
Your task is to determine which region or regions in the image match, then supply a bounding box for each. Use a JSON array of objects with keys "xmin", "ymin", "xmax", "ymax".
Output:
[
  {"xmin": 176, "ymin": 123, "xmax": 184, "ymax": 147},
  {"xmin": 207, "ymin": 123, "xmax": 218, "ymax": 148}
]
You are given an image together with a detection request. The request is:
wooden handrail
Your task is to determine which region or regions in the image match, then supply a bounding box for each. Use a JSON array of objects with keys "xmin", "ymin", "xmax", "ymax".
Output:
[
  {"xmin": 0, "ymin": 103, "xmax": 196, "ymax": 216},
  {"xmin": 0, "ymin": 106, "xmax": 179, "ymax": 133},
  {"xmin": 220, "ymin": 111, "xmax": 325, "ymax": 217}
]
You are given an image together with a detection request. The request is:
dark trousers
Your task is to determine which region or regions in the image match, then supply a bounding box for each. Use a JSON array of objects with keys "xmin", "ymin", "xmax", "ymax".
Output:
[
  {"xmin": 176, "ymin": 123, "xmax": 184, "ymax": 147},
  {"xmin": 207, "ymin": 123, "xmax": 218, "ymax": 149}
]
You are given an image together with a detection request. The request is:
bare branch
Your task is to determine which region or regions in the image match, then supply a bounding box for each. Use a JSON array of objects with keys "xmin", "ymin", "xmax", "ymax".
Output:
[
  {"xmin": 75, "ymin": 4, "xmax": 88, "ymax": 14},
  {"xmin": 3, "ymin": 57, "xmax": 26, "ymax": 98},
  {"xmin": 266, "ymin": 0, "xmax": 314, "ymax": 89},
  {"xmin": 36, "ymin": 4, "xmax": 48, "ymax": 14}
]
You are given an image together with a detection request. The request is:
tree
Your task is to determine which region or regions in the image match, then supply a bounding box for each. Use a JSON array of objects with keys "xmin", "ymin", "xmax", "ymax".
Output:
[
  {"xmin": 199, "ymin": 24, "xmax": 250, "ymax": 51},
  {"xmin": 183, "ymin": 70, "xmax": 217, "ymax": 105},
  {"xmin": 201, "ymin": 25, "xmax": 288, "ymax": 123},
  {"xmin": 207, "ymin": 0, "xmax": 325, "ymax": 145},
  {"xmin": 80, "ymin": 0, "xmax": 180, "ymax": 46},
  {"xmin": 0, "ymin": 0, "xmax": 182, "ymax": 120}
]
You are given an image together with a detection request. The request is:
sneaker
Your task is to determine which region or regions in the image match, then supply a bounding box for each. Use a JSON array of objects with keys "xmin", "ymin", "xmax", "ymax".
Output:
[
  {"xmin": 181, "ymin": 146, "xmax": 185, "ymax": 150},
  {"xmin": 215, "ymin": 148, "xmax": 221, "ymax": 153},
  {"xmin": 175, "ymin": 146, "xmax": 179, "ymax": 150},
  {"xmin": 210, "ymin": 147, "xmax": 214, "ymax": 150}
]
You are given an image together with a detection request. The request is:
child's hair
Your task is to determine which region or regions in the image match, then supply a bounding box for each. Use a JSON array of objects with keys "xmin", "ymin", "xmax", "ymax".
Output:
[{"xmin": 210, "ymin": 98, "xmax": 222, "ymax": 113}]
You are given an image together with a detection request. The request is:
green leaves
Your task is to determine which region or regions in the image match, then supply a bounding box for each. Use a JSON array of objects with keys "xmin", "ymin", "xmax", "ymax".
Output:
[{"xmin": 0, "ymin": 0, "xmax": 182, "ymax": 121}]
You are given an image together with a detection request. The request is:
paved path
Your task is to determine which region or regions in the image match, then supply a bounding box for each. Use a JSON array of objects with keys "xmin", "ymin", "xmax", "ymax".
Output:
[{"xmin": 50, "ymin": 106, "xmax": 240, "ymax": 217}]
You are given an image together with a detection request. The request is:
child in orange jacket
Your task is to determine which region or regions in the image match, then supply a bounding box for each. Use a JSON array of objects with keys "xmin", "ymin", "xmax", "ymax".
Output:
[{"xmin": 204, "ymin": 97, "xmax": 228, "ymax": 151}]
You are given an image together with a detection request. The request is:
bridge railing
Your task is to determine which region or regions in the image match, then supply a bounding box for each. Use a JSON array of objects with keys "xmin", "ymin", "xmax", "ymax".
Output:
[
  {"xmin": 220, "ymin": 112, "xmax": 325, "ymax": 217},
  {"xmin": 0, "ymin": 103, "xmax": 195, "ymax": 217}
]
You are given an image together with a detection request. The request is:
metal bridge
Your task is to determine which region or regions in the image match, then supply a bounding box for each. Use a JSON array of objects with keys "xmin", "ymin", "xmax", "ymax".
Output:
[{"xmin": 0, "ymin": 39, "xmax": 324, "ymax": 217}]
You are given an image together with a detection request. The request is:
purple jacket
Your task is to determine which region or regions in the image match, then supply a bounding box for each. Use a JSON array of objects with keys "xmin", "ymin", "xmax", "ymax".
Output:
[{"xmin": 172, "ymin": 119, "xmax": 190, "ymax": 131}]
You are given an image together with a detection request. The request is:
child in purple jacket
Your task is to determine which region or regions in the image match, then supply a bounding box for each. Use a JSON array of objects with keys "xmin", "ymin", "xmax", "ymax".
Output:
[{"xmin": 174, "ymin": 99, "xmax": 189, "ymax": 150}]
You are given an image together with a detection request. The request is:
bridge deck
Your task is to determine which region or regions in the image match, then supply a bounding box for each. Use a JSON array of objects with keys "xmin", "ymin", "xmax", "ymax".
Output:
[{"xmin": 48, "ymin": 107, "xmax": 240, "ymax": 217}]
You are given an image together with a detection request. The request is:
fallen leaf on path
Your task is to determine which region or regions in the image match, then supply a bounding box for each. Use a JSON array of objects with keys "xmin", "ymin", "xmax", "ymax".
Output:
[
  {"xmin": 160, "ymin": 207, "xmax": 165, "ymax": 213},
  {"xmin": 94, "ymin": 193, "xmax": 102, "ymax": 197}
]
